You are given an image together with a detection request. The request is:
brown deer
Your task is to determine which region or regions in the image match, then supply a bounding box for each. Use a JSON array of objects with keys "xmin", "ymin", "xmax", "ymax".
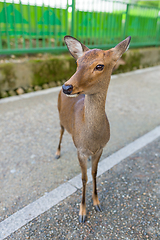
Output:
[{"xmin": 55, "ymin": 35, "xmax": 131, "ymax": 223}]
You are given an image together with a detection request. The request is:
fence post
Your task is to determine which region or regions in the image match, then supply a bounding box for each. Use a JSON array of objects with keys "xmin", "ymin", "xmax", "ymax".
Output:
[
  {"xmin": 4, "ymin": 0, "xmax": 10, "ymax": 49},
  {"xmin": 123, "ymin": 3, "xmax": 129, "ymax": 40},
  {"xmin": 156, "ymin": 14, "xmax": 160, "ymax": 46},
  {"xmin": 71, "ymin": 0, "xmax": 75, "ymax": 36},
  {"xmin": 66, "ymin": 1, "xmax": 69, "ymax": 35}
]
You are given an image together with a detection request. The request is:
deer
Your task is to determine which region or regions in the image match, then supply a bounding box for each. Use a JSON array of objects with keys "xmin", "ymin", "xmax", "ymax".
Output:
[{"xmin": 55, "ymin": 35, "xmax": 131, "ymax": 223}]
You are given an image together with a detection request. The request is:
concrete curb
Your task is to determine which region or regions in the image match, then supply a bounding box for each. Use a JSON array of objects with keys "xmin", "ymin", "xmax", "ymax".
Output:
[{"xmin": 0, "ymin": 86, "xmax": 62, "ymax": 104}]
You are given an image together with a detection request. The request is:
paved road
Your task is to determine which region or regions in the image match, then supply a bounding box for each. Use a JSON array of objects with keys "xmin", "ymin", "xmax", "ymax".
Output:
[
  {"xmin": 0, "ymin": 66, "xmax": 160, "ymax": 238},
  {"xmin": 5, "ymin": 136, "xmax": 160, "ymax": 239}
]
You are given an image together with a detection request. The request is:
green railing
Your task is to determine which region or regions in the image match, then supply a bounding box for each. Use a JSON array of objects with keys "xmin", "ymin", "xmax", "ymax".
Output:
[{"xmin": 0, "ymin": 0, "xmax": 160, "ymax": 55}]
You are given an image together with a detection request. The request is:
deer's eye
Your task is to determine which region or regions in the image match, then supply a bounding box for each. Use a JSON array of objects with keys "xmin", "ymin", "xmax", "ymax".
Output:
[{"xmin": 95, "ymin": 64, "xmax": 104, "ymax": 71}]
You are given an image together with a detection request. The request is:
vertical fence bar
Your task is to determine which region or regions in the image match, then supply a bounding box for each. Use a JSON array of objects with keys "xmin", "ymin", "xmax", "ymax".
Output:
[
  {"xmin": 12, "ymin": 0, "xmax": 18, "ymax": 49},
  {"xmin": 48, "ymin": 2, "xmax": 51, "ymax": 47},
  {"xmin": 54, "ymin": 3, "xmax": 57, "ymax": 47},
  {"xmin": 149, "ymin": 9, "xmax": 152, "ymax": 43},
  {"xmin": 60, "ymin": 1, "xmax": 63, "ymax": 46},
  {"xmin": 146, "ymin": 7, "xmax": 152, "ymax": 44},
  {"xmin": 95, "ymin": 2, "xmax": 99, "ymax": 45},
  {"xmin": 136, "ymin": 5, "xmax": 140, "ymax": 43},
  {"xmin": 71, "ymin": 0, "xmax": 75, "ymax": 37},
  {"xmin": 92, "ymin": 0, "xmax": 95, "ymax": 45},
  {"xmin": 153, "ymin": 8, "xmax": 158, "ymax": 44},
  {"xmin": 116, "ymin": 2, "xmax": 119, "ymax": 42},
  {"xmin": 156, "ymin": 12, "xmax": 160, "ymax": 46},
  {"xmin": 103, "ymin": 10, "xmax": 106, "ymax": 45},
  {"xmin": 66, "ymin": 0, "xmax": 68, "ymax": 36},
  {"xmin": 75, "ymin": 1, "xmax": 78, "ymax": 38},
  {"xmin": 34, "ymin": 2, "xmax": 38, "ymax": 48},
  {"xmin": 107, "ymin": 3, "xmax": 111, "ymax": 44},
  {"xmin": 81, "ymin": 5, "xmax": 84, "ymax": 41},
  {"xmin": 99, "ymin": 1, "xmax": 102, "ymax": 45},
  {"xmin": 112, "ymin": 2, "xmax": 115, "ymax": 42},
  {"xmin": 42, "ymin": 3, "xmax": 45, "ymax": 48},
  {"xmin": 139, "ymin": 6, "xmax": 143, "ymax": 42},
  {"xmin": 20, "ymin": 0, "xmax": 25, "ymax": 48},
  {"xmin": 86, "ymin": 1, "xmax": 90, "ymax": 45},
  {"xmin": 152, "ymin": 8, "xmax": 157, "ymax": 42},
  {"xmin": 112, "ymin": 2, "xmax": 115, "ymax": 41},
  {"xmin": 28, "ymin": 1, "xmax": 32, "ymax": 48},
  {"xmin": 103, "ymin": 4, "xmax": 107, "ymax": 46},
  {"xmin": 123, "ymin": 3, "xmax": 129, "ymax": 40},
  {"xmin": 90, "ymin": 2, "xmax": 93, "ymax": 46},
  {"xmin": 100, "ymin": 1, "xmax": 104, "ymax": 45},
  {"xmin": 4, "ymin": 0, "xmax": 10, "ymax": 49},
  {"xmin": 0, "ymin": 2, "xmax": 2, "ymax": 50},
  {"xmin": 142, "ymin": 7, "xmax": 147, "ymax": 43}
]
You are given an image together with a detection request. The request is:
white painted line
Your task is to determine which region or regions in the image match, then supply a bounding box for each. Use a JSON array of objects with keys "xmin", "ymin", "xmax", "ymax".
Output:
[
  {"xmin": 69, "ymin": 126, "xmax": 160, "ymax": 189},
  {"xmin": 0, "ymin": 183, "xmax": 76, "ymax": 240},
  {"xmin": 0, "ymin": 125, "xmax": 160, "ymax": 239},
  {"xmin": 1, "ymin": 65, "xmax": 160, "ymax": 104},
  {"xmin": 97, "ymin": 125, "xmax": 160, "ymax": 177}
]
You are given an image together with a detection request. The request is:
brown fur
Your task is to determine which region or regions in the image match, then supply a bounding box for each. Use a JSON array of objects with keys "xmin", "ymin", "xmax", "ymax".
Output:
[{"xmin": 55, "ymin": 36, "xmax": 131, "ymax": 222}]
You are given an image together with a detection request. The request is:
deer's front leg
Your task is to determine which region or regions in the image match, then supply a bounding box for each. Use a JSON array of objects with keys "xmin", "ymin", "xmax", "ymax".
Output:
[
  {"xmin": 78, "ymin": 151, "xmax": 88, "ymax": 223},
  {"xmin": 55, "ymin": 125, "xmax": 64, "ymax": 159},
  {"xmin": 92, "ymin": 149, "xmax": 103, "ymax": 211}
]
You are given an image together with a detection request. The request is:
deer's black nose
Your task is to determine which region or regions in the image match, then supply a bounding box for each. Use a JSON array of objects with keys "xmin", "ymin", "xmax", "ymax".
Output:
[{"xmin": 62, "ymin": 84, "xmax": 73, "ymax": 95}]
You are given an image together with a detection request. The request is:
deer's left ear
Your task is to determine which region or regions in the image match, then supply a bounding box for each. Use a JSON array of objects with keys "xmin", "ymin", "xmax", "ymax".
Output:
[
  {"xmin": 112, "ymin": 36, "xmax": 131, "ymax": 61},
  {"xmin": 64, "ymin": 36, "xmax": 89, "ymax": 60}
]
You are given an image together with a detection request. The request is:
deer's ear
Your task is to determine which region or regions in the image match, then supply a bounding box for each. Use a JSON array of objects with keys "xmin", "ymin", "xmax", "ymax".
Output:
[
  {"xmin": 64, "ymin": 36, "xmax": 89, "ymax": 60},
  {"xmin": 112, "ymin": 36, "xmax": 131, "ymax": 61}
]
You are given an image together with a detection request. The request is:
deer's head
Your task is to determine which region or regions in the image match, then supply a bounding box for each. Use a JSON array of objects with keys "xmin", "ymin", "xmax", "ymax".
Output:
[{"xmin": 62, "ymin": 36, "xmax": 131, "ymax": 97}]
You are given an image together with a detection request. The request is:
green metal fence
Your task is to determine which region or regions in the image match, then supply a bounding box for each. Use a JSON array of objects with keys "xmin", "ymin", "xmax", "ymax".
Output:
[{"xmin": 0, "ymin": 0, "xmax": 160, "ymax": 55}]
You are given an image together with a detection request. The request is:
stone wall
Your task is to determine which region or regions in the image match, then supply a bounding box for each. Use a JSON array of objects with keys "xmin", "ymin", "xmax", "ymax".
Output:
[{"xmin": 0, "ymin": 47, "xmax": 160, "ymax": 98}]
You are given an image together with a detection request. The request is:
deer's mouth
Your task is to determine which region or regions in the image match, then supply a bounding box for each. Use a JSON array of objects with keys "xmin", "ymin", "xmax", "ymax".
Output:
[{"xmin": 66, "ymin": 92, "xmax": 81, "ymax": 98}]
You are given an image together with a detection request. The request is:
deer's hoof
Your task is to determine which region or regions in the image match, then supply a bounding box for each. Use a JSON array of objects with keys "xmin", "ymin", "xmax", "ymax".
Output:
[
  {"xmin": 94, "ymin": 204, "xmax": 102, "ymax": 212},
  {"xmin": 79, "ymin": 215, "xmax": 86, "ymax": 223},
  {"xmin": 55, "ymin": 154, "xmax": 60, "ymax": 159}
]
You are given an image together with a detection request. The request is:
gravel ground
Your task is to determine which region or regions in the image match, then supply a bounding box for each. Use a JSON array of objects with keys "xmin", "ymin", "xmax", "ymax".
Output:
[{"xmin": 6, "ymin": 137, "xmax": 160, "ymax": 240}]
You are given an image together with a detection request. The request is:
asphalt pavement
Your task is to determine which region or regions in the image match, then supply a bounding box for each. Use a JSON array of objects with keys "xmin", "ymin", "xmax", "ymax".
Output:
[
  {"xmin": 5, "ymin": 136, "xmax": 160, "ymax": 239},
  {"xmin": 0, "ymin": 65, "xmax": 160, "ymax": 239}
]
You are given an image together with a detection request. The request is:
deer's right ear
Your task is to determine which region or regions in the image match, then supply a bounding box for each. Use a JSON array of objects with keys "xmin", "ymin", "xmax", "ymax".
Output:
[{"xmin": 64, "ymin": 36, "xmax": 89, "ymax": 60}]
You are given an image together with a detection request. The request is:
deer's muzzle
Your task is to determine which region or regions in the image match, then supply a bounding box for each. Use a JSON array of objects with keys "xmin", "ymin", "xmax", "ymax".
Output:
[{"xmin": 62, "ymin": 84, "xmax": 73, "ymax": 95}]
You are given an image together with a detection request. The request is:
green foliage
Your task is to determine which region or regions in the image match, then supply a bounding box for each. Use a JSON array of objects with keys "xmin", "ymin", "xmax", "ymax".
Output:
[
  {"xmin": 31, "ymin": 56, "xmax": 76, "ymax": 86},
  {"xmin": 113, "ymin": 50, "xmax": 142, "ymax": 74}
]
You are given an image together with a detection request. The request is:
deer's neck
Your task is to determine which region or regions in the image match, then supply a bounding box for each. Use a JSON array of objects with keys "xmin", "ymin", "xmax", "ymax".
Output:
[{"xmin": 84, "ymin": 90, "xmax": 107, "ymax": 126}]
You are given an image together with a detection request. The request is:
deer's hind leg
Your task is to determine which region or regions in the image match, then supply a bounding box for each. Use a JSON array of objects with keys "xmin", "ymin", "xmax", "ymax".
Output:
[
  {"xmin": 55, "ymin": 125, "xmax": 65, "ymax": 159},
  {"xmin": 92, "ymin": 149, "xmax": 103, "ymax": 211}
]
